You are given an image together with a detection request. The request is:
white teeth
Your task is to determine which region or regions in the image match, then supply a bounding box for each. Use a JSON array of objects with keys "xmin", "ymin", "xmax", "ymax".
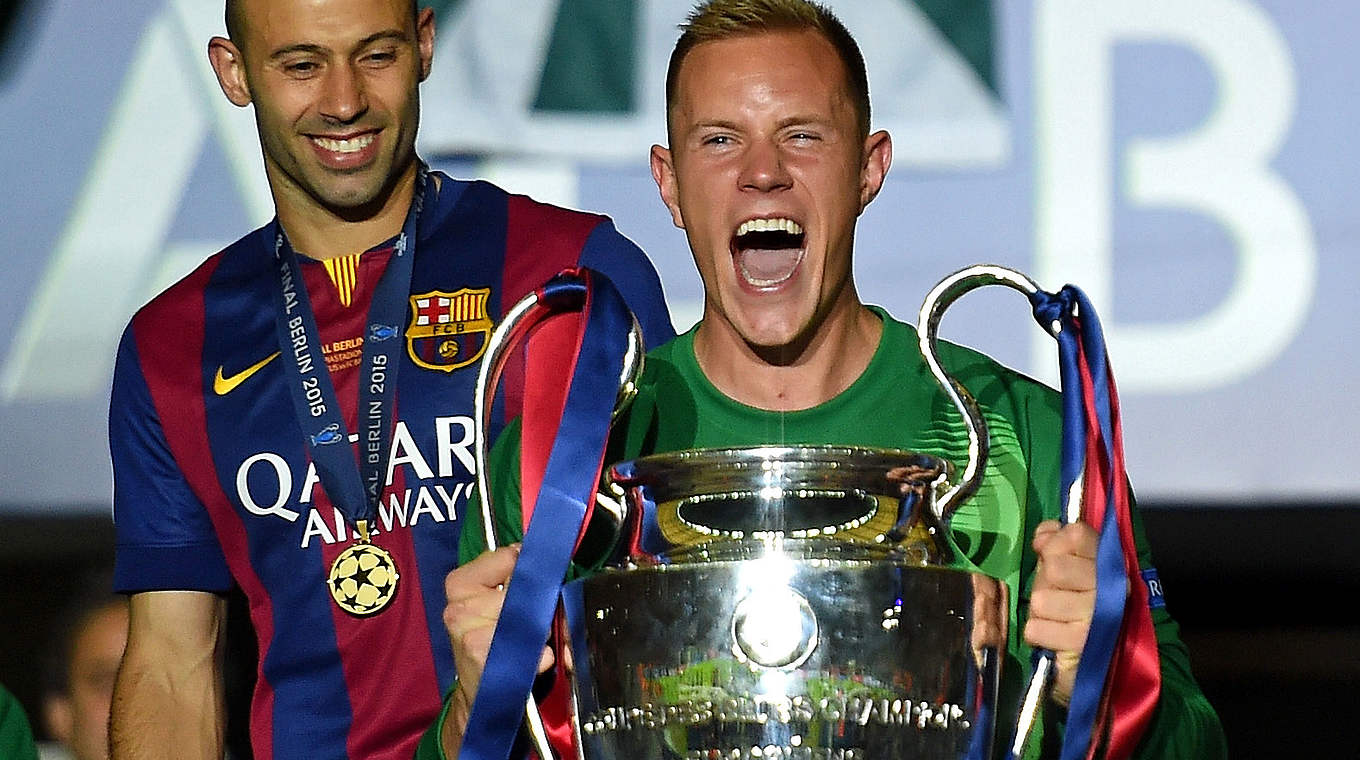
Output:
[
  {"xmin": 736, "ymin": 218, "xmax": 804, "ymax": 237},
  {"xmin": 313, "ymin": 134, "xmax": 375, "ymax": 153}
]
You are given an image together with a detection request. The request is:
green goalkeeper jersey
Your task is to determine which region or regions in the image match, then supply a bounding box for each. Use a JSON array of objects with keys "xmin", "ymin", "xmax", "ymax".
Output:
[{"xmin": 454, "ymin": 307, "xmax": 1226, "ymax": 760}]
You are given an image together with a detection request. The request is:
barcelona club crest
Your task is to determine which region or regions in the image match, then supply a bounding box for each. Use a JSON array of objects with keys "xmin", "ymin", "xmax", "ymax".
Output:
[{"xmin": 406, "ymin": 288, "xmax": 494, "ymax": 372}]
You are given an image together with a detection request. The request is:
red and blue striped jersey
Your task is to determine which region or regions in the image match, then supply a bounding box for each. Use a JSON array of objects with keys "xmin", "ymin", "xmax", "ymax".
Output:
[{"xmin": 109, "ymin": 175, "xmax": 674, "ymax": 760}]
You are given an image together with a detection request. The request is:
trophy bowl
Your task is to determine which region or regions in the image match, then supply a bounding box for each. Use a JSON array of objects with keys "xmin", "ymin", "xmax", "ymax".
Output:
[
  {"xmin": 562, "ymin": 446, "xmax": 1008, "ymax": 760},
  {"xmin": 608, "ymin": 446, "xmax": 954, "ymax": 556}
]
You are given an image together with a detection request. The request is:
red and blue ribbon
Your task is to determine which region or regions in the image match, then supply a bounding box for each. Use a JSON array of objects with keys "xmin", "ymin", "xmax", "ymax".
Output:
[
  {"xmin": 1027, "ymin": 286, "xmax": 1160, "ymax": 760},
  {"xmin": 459, "ymin": 269, "xmax": 633, "ymax": 760}
]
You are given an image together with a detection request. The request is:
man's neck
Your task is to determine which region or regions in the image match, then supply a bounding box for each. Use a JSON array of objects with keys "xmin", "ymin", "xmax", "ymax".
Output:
[
  {"xmin": 273, "ymin": 167, "xmax": 419, "ymax": 261},
  {"xmin": 694, "ymin": 300, "xmax": 883, "ymax": 412}
]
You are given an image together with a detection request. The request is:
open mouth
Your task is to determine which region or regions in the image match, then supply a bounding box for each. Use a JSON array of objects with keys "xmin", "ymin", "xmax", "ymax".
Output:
[{"xmin": 732, "ymin": 217, "xmax": 805, "ymax": 288}]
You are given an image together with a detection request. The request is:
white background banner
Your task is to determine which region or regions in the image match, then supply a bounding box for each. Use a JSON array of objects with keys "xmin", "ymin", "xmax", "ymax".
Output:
[{"xmin": 1, "ymin": 0, "xmax": 1353, "ymax": 512}]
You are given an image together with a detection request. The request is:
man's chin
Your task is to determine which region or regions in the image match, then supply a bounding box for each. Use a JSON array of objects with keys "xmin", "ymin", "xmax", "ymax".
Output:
[{"xmin": 308, "ymin": 175, "xmax": 396, "ymax": 218}]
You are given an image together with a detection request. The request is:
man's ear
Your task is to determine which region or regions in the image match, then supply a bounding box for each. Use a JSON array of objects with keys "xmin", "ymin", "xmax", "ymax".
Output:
[
  {"xmin": 416, "ymin": 7, "xmax": 436, "ymax": 82},
  {"xmin": 208, "ymin": 36, "xmax": 252, "ymax": 107},
  {"xmin": 858, "ymin": 130, "xmax": 892, "ymax": 213},
  {"xmin": 650, "ymin": 144, "xmax": 685, "ymax": 229}
]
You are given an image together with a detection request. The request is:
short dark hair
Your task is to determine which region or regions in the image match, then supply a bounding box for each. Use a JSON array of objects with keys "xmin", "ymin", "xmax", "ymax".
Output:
[
  {"xmin": 665, "ymin": 0, "xmax": 871, "ymax": 140},
  {"xmin": 225, "ymin": 0, "xmax": 421, "ymax": 48}
]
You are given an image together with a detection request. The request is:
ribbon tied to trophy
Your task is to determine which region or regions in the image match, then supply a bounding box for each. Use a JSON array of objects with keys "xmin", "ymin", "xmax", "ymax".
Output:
[{"xmin": 1017, "ymin": 284, "xmax": 1161, "ymax": 760}]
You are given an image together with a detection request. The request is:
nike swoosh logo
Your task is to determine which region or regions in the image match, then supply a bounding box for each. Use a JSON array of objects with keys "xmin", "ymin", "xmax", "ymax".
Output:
[{"xmin": 213, "ymin": 352, "xmax": 281, "ymax": 395}]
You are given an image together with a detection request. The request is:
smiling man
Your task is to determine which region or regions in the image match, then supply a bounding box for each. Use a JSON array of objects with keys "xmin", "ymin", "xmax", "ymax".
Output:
[
  {"xmin": 106, "ymin": 1, "xmax": 672, "ymax": 759},
  {"xmin": 430, "ymin": 1, "xmax": 1226, "ymax": 759}
]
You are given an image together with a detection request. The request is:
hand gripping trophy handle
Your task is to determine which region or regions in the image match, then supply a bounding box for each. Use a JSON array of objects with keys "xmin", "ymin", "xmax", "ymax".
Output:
[
  {"xmin": 916, "ymin": 263, "xmax": 1078, "ymax": 758},
  {"xmin": 471, "ymin": 271, "xmax": 644, "ymax": 760}
]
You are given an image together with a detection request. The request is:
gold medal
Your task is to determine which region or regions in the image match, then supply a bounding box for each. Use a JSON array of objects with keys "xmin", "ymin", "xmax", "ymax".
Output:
[{"xmin": 327, "ymin": 521, "xmax": 399, "ymax": 616}]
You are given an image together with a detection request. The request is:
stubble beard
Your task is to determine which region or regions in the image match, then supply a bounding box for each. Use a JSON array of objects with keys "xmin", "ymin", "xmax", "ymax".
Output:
[{"xmin": 261, "ymin": 99, "xmax": 421, "ymax": 224}]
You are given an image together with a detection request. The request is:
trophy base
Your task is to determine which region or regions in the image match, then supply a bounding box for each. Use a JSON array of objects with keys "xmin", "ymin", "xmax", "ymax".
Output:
[{"xmin": 564, "ymin": 538, "xmax": 1007, "ymax": 760}]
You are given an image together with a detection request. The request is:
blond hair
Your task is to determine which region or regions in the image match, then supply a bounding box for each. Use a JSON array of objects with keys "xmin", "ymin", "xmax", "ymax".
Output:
[{"xmin": 665, "ymin": 0, "xmax": 871, "ymax": 139}]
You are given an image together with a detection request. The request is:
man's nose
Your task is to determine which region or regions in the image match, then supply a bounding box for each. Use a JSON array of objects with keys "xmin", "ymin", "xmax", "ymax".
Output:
[
  {"xmin": 319, "ymin": 63, "xmax": 368, "ymax": 123},
  {"xmin": 739, "ymin": 139, "xmax": 793, "ymax": 192}
]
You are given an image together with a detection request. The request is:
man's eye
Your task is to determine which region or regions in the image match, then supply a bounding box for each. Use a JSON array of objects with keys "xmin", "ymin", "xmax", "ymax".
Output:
[
  {"xmin": 285, "ymin": 61, "xmax": 319, "ymax": 76},
  {"xmin": 363, "ymin": 51, "xmax": 398, "ymax": 66},
  {"xmin": 703, "ymin": 135, "xmax": 732, "ymax": 146}
]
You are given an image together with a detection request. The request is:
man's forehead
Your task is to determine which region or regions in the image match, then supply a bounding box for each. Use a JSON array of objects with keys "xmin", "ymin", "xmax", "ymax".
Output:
[
  {"xmin": 237, "ymin": 0, "xmax": 413, "ymax": 49},
  {"xmin": 671, "ymin": 30, "xmax": 854, "ymax": 120}
]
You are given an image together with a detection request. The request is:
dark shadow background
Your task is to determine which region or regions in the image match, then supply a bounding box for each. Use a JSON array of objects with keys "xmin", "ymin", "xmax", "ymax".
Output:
[{"xmin": 4, "ymin": 504, "xmax": 1357, "ymax": 758}]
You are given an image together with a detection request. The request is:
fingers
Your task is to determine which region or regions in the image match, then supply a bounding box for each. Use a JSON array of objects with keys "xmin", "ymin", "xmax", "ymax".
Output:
[
  {"xmin": 1031, "ymin": 519, "xmax": 1061, "ymax": 549},
  {"xmin": 1023, "ymin": 609, "xmax": 1090, "ymax": 654},
  {"xmin": 1031, "ymin": 550, "xmax": 1096, "ymax": 595},
  {"xmin": 1028, "ymin": 522, "xmax": 1098, "ymax": 620},
  {"xmin": 442, "ymin": 547, "xmax": 517, "ymax": 662},
  {"xmin": 445, "ymin": 544, "xmax": 520, "ymax": 602},
  {"xmin": 1025, "ymin": 521, "xmax": 1101, "ymax": 707},
  {"xmin": 1027, "ymin": 523, "xmax": 1098, "ymax": 626},
  {"xmin": 442, "ymin": 547, "xmax": 518, "ymax": 700},
  {"xmin": 441, "ymin": 545, "xmax": 558, "ymax": 704},
  {"xmin": 1031, "ymin": 519, "xmax": 1095, "ymax": 558}
]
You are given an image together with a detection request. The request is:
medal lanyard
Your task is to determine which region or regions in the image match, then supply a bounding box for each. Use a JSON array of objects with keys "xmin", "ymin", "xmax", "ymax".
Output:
[{"xmin": 271, "ymin": 167, "xmax": 429, "ymax": 536}]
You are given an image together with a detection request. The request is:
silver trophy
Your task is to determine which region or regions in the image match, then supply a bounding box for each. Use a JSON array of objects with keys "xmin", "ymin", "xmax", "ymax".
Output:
[{"xmin": 475, "ymin": 265, "xmax": 1062, "ymax": 760}]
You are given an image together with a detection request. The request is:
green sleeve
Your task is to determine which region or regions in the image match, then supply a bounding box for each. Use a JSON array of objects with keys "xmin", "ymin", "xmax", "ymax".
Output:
[
  {"xmin": 458, "ymin": 418, "xmax": 528, "ymax": 563},
  {"xmin": 412, "ymin": 689, "xmax": 457, "ymax": 760},
  {"xmin": 0, "ymin": 684, "xmax": 38, "ymax": 760}
]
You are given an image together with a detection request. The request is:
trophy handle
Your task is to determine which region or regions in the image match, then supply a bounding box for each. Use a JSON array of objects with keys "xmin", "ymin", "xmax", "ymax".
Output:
[
  {"xmin": 474, "ymin": 274, "xmax": 645, "ymax": 552},
  {"xmin": 916, "ymin": 264, "xmax": 1051, "ymax": 524},
  {"xmin": 919, "ymin": 264, "xmax": 1081, "ymax": 759},
  {"xmin": 471, "ymin": 271, "xmax": 645, "ymax": 760}
]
